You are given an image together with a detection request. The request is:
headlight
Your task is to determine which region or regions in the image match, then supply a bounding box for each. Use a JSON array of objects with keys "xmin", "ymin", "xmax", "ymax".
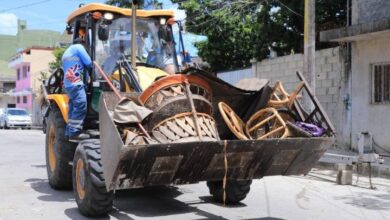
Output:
[
  {"xmin": 104, "ymin": 12, "xmax": 114, "ymax": 21},
  {"xmin": 160, "ymin": 17, "xmax": 167, "ymax": 25}
]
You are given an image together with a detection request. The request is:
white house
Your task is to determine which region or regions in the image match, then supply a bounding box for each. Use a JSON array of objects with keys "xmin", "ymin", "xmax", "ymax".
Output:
[{"xmin": 321, "ymin": 0, "xmax": 390, "ymax": 151}]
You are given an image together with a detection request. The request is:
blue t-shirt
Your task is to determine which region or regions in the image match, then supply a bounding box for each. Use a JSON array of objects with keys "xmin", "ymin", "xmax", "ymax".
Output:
[{"xmin": 62, "ymin": 44, "xmax": 92, "ymax": 88}]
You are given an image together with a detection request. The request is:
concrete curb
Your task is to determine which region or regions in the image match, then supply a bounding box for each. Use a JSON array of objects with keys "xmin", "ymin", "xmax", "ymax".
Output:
[
  {"xmin": 315, "ymin": 161, "xmax": 390, "ymax": 179},
  {"xmin": 30, "ymin": 126, "xmax": 43, "ymax": 130}
]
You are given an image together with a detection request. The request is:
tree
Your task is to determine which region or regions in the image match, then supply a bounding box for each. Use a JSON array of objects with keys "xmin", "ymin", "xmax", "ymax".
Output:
[
  {"xmin": 173, "ymin": 0, "xmax": 346, "ymax": 71},
  {"xmin": 48, "ymin": 47, "xmax": 67, "ymax": 71},
  {"xmin": 39, "ymin": 46, "xmax": 67, "ymax": 84},
  {"xmin": 36, "ymin": 46, "xmax": 68, "ymax": 106}
]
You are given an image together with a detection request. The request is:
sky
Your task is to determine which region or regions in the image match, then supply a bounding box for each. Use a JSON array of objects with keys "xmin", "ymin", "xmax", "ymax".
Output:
[{"xmin": 0, "ymin": 0, "xmax": 186, "ymax": 35}]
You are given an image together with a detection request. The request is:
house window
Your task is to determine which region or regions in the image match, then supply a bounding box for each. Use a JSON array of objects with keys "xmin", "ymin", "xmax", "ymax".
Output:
[
  {"xmin": 372, "ymin": 63, "xmax": 390, "ymax": 103},
  {"xmin": 17, "ymin": 96, "xmax": 20, "ymax": 103},
  {"xmin": 3, "ymin": 82, "xmax": 14, "ymax": 92},
  {"xmin": 23, "ymin": 96, "xmax": 27, "ymax": 104},
  {"xmin": 23, "ymin": 66, "xmax": 27, "ymax": 78},
  {"xmin": 17, "ymin": 69, "xmax": 20, "ymax": 80}
]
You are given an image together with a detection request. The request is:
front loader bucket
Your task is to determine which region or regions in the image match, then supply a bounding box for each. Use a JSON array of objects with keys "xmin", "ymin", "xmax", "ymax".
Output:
[{"xmin": 99, "ymin": 93, "xmax": 333, "ymax": 190}]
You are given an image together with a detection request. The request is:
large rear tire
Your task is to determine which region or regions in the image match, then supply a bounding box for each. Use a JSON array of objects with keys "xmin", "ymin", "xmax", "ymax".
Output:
[
  {"xmin": 73, "ymin": 139, "xmax": 114, "ymax": 217},
  {"xmin": 207, "ymin": 180, "xmax": 252, "ymax": 204},
  {"xmin": 45, "ymin": 106, "xmax": 77, "ymax": 189}
]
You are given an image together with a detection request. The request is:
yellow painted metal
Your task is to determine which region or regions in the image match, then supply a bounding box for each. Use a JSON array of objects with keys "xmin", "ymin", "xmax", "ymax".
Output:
[
  {"xmin": 111, "ymin": 70, "xmax": 132, "ymax": 92},
  {"xmin": 48, "ymin": 125, "xmax": 56, "ymax": 172},
  {"xmin": 111, "ymin": 66, "xmax": 168, "ymax": 91},
  {"xmin": 304, "ymin": 0, "xmax": 309, "ymax": 44},
  {"xmin": 76, "ymin": 158, "xmax": 86, "ymax": 200},
  {"xmin": 47, "ymin": 94, "xmax": 69, "ymax": 122},
  {"xmin": 137, "ymin": 66, "xmax": 168, "ymax": 90},
  {"xmin": 67, "ymin": 3, "xmax": 174, "ymax": 24},
  {"xmin": 46, "ymin": 67, "xmax": 165, "ymax": 122}
]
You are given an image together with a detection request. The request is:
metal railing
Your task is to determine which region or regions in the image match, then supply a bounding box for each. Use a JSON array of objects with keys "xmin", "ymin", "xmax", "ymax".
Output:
[{"xmin": 0, "ymin": 88, "xmax": 13, "ymax": 93}]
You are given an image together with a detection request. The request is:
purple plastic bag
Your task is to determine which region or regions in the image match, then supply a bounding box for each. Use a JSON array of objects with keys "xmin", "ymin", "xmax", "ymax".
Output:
[{"xmin": 295, "ymin": 121, "xmax": 325, "ymax": 137}]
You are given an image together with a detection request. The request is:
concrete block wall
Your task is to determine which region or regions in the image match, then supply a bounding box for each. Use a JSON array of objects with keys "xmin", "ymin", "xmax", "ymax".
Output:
[{"xmin": 253, "ymin": 47, "xmax": 347, "ymax": 147}]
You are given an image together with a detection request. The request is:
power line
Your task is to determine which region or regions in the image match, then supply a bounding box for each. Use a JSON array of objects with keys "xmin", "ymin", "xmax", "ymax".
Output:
[
  {"xmin": 274, "ymin": 0, "xmax": 303, "ymax": 17},
  {"xmin": 0, "ymin": 0, "xmax": 52, "ymax": 13}
]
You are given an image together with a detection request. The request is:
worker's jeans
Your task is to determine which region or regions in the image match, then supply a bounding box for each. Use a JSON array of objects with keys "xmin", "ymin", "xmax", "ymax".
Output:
[{"xmin": 65, "ymin": 84, "xmax": 87, "ymax": 137}]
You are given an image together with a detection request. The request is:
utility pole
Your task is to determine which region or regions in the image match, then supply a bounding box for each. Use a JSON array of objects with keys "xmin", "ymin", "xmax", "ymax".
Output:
[
  {"xmin": 304, "ymin": 0, "xmax": 315, "ymax": 110},
  {"xmin": 131, "ymin": 0, "xmax": 138, "ymax": 68}
]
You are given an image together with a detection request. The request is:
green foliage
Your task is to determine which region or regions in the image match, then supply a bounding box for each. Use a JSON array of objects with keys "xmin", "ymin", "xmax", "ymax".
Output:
[
  {"xmin": 173, "ymin": 0, "xmax": 346, "ymax": 71},
  {"xmin": 39, "ymin": 47, "xmax": 67, "ymax": 83},
  {"xmin": 37, "ymin": 46, "xmax": 68, "ymax": 103},
  {"xmin": 48, "ymin": 47, "xmax": 67, "ymax": 72}
]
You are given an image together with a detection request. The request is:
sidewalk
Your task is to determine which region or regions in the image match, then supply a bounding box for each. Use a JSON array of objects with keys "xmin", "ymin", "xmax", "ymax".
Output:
[
  {"xmin": 317, "ymin": 148, "xmax": 390, "ymax": 179},
  {"xmin": 310, "ymin": 167, "xmax": 390, "ymax": 190}
]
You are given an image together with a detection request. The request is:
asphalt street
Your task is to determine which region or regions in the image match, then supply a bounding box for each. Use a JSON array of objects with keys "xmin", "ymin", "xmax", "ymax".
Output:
[{"xmin": 0, "ymin": 129, "xmax": 390, "ymax": 220}]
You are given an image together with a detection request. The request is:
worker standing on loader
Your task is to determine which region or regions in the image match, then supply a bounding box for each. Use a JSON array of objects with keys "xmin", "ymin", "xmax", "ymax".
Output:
[{"xmin": 62, "ymin": 38, "xmax": 92, "ymax": 140}]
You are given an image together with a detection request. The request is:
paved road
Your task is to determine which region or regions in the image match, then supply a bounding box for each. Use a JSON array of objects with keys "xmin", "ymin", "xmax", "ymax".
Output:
[{"xmin": 0, "ymin": 129, "xmax": 390, "ymax": 220}]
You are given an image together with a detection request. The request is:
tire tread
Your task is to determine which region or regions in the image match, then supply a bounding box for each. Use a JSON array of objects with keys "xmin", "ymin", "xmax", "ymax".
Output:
[
  {"xmin": 73, "ymin": 139, "xmax": 114, "ymax": 217},
  {"xmin": 207, "ymin": 180, "xmax": 252, "ymax": 204}
]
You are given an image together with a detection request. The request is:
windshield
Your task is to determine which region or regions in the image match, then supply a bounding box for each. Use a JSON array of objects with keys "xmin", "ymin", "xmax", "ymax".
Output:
[
  {"xmin": 95, "ymin": 17, "xmax": 174, "ymax": 75},
  {"xmin": 8, "ymin": 109, "xmax": 28, "ymax": 116}
]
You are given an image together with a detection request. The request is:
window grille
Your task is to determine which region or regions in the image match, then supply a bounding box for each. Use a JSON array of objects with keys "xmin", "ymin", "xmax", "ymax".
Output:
[{"xmin": 372, "ymin": 63, "xmax": 390, "ymax": 104}]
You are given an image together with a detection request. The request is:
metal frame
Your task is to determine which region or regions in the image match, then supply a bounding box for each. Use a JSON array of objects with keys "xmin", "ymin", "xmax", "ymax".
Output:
[{"xmin": 293, "ymin": 71, "xmax": 336, "ymax": 136}]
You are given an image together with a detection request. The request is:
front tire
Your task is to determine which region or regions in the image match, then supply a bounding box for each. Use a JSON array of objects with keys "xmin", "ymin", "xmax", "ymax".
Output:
[
  {"xmin": 73, "ymin": 139, "xmax": 113, "ymax": 217},
  {"xmin": 207, "ymin": 180, "xmax": 252, "ymax": 204},
  {"xmin": 45, "ymin": 106, "xmax": 77, "ymax": 189}
]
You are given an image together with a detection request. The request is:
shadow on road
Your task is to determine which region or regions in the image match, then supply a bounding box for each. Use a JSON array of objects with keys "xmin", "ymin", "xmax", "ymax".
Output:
[
  {"xmin": 31, "ymin": 164, "xmax": 47, "ymax": 169},
  {"xmin": 243, "ymin": 218, "xmax": 286, "ymax": 220},
  {"xmin": 111, "ymin": 186, "xmax": 230, "ymax": 219},
  {"xmin": 27, "ymin": 178, "xmax": 249, "ymax": 219},
  {"xmin": 25, "ymin": 178, "xmax": 74, "ymax": 202},
  {"xmin": 334, "ymin": 191, "xmax": 390, "ymax": 210},
  {"xmin": 62, "ymin": 186, "xmax": 242, "ymax": 219},
  {"xmin": 64, "ymin": 207, "xmax": 125, "ymax": 220},
  {"xmin": 198, "ymin": 196, "xmax": 247, "ymax": 208}
]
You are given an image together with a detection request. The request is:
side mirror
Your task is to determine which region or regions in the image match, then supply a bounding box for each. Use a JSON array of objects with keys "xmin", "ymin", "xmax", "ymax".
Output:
[
  {"xmin": 66, "ymin": 25, "xmax": 73, "ymax": 35},
  {"xmin": 98, "ymin": 23, "xmax": 109, "ymax": 41}
]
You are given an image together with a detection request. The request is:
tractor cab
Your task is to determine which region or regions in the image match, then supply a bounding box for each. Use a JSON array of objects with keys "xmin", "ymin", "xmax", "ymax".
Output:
[{"xmin": 44, "ymin": 3, "xmax": 177, "ymax": 130}]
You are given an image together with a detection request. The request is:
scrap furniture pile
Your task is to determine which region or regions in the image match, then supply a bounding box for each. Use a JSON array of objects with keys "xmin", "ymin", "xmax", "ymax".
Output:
[
  {"xmin": 97, "ymin": 67, "xmax": 334, "ymax": 198},
  {"xmin": 111, "ymin": 71, "xmax": 334, "ymax": 145}
]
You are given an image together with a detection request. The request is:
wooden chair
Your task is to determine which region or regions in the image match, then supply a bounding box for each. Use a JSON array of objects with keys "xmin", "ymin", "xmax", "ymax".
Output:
[{"xmin": 268, "ymin": 80, "xmax": 305, "ymax": 109}]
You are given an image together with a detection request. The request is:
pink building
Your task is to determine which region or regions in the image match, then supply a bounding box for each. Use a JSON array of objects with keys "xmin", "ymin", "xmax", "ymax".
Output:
[
  {"xmin": 8, "ymin": 47, "xmax": 55, "ymax": 124},
  {"xmin": 14, "ymin": 64, "xmax": 32, "ymax": 110}
]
